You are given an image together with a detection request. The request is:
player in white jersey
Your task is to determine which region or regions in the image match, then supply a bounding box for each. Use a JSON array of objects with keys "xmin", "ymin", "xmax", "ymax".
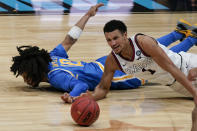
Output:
[
  {"xmin": 79, "ymin": 19, "xmax": 197, "ymax": 105},
  {"xmin": 77, "ymin": 19, "xmax": 197, "ymax": 131},
  {"xmin": 112, "ymin": 34, "xmax": 197, "ymax": 97}
]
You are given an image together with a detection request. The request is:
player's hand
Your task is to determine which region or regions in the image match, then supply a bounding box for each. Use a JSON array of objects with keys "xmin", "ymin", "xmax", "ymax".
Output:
[
  {"xmin": 86, "ymin": 3, "xmax": 104, "ymax": 17},
  {"xmin": 80, "ymin": 90, "xmax": 94, "ymax": 99},
  {"xmin": 61, "ymin": 93, "xmax": 74, "ymax": 104},
  {"xmin": 188, "ymin": 68, "xmax": 197, "ymax": 81}
]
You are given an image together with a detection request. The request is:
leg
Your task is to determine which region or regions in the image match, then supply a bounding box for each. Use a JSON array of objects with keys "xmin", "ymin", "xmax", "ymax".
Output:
[
  {"xmin": 170, "ymin": 36, "xmax": 197, "ymax": 53},
  {"xmin": 157, "ymin": 31, "xmax": 184, "ymax": 47},
  {"xmin": 157, "ymin": 19, "xmax": 192, "ymax": 47},
  {"xmin": 170, "ymin": 24, "xmax": 197, "ymax": 53}
]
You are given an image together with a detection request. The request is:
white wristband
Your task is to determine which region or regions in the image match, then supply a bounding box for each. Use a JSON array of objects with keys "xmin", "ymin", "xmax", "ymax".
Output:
[{"xmin": 68, "ymin": 26, "xmax": 82, "ymax": 39}]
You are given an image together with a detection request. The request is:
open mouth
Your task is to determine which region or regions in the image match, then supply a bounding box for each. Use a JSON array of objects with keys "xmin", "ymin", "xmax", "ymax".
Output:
[
  {"xmin": 113, "ymin": 45, "xmax": 120, "ymax": 52},
  {"xmin": 113, "ymin": 45, "xmax": 119, "ymax": 50}
]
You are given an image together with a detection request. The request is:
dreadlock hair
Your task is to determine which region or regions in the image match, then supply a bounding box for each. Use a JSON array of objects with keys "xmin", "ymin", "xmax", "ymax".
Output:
[
  {"xmin": 10, "ymin": 46, "xmax": 52, "ymax": 86},
  {"xmin": 103, "ymin": 20, "xmax": 127, "ymax": 34}
]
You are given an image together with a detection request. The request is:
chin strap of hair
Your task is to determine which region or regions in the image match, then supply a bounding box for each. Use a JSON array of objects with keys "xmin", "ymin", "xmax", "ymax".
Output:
[{"xmin": 67, "ymin": 26, "xmax": 82, "ymax": 39}]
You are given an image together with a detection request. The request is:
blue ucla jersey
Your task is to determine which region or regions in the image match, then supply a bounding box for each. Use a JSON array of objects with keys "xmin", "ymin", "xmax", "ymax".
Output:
[{"xmin": 48, "ymin": 44, "xmax": 146, "ymax": 97}]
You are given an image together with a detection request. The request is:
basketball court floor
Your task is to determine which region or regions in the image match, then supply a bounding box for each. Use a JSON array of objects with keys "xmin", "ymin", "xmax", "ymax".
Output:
[{"xmin": 0, "ymin": 1, "xmax": 197, "ymax": 131}]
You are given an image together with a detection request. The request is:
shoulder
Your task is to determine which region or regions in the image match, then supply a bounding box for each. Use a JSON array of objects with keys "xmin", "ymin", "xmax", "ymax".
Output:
[
  {"xmin": 137, "ymin": 34, "xmax": 157, "ymax": 45},
  {"xmin": 136, "ymin": 34, "xmax": 159, "ymax": 55},
  {"xmin": 50, "ymin": 44, "xmax": 69, "ymax": 58},
  {"xmin": 105, "ymin": 53, "xmax": 121, "ymax": 72}
]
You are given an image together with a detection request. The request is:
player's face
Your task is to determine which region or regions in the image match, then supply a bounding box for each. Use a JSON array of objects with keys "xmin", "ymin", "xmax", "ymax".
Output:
[
  {"xmin": 105, "ymin": 29, "xmax": 127, "ymax": 54},
  {"xmin": 21, "ymin": 72, "xmax": 39, "ymax": 87}
]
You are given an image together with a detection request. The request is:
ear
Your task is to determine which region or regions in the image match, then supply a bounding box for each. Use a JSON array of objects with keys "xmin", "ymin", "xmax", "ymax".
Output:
[{"xmin": 123, "ymin": 32, "xmax": 127, "ymax": 39}]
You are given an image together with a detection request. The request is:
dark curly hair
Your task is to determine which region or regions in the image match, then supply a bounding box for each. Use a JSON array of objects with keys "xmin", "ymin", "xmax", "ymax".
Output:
[
  {"xmin": 10, "ymin": 46, "xmax": 52, "ymax": 87},
  {"xmin": 103, "ymin": 20, "xmax": 127, "ymax": 34}
]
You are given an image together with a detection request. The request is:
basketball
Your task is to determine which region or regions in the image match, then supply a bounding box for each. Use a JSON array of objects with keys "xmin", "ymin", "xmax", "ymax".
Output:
[{"xmin": 70, "ymin": 96, "xmax": 100, "ymax": 126}]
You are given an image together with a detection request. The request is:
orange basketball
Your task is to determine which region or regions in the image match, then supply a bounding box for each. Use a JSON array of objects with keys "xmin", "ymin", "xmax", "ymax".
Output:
[{"xmin": 71, "ymin": 96, "xmax": 100, "ymax": 126}]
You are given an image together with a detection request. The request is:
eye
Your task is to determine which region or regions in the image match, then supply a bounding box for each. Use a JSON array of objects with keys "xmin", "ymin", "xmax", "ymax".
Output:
[
  {"xmin": 107, "ymin": 39, "xmax": 111, "ymax": 42},
  {"xmin": 113, "ymin": 36, "xmax": 118, "ymax": 40}
]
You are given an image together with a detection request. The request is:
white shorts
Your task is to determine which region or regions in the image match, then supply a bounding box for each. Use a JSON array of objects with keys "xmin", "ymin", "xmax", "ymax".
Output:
[
  {"xmin": 179, "ymin": 51, "xmax": 197, "ymax": 75},
  {"xmin": 170, "ymin": 52, "xmax": 197, "ymax": 97}
]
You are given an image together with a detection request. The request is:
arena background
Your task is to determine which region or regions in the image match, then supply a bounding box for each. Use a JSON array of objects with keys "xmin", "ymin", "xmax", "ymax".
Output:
[
  {"xmin": 0, "ymin": 0, "xmax": 196, "ymax": 14},
  {"xmin": 1, "ymin": 0, "xmax": 197, "ymax": 131}
]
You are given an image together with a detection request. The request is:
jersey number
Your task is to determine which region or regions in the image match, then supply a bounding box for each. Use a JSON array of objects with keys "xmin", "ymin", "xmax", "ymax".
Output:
[{"xmin": 59, "ymin": 59, "xmax": 83, "ymax": 67}]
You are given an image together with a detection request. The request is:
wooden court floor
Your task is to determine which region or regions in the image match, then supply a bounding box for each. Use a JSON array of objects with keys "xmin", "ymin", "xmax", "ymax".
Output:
[{"xmin": 0, "ymin": 13, "xmax": 197, "ymax": 131}]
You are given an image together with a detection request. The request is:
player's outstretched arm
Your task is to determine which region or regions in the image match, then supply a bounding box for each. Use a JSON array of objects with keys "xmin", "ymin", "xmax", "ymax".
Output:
[
  {"xmin": 61, "ymin": 3, "xmax": 104, "ymax": 52},
  {"xmin": 82, "ymin": 54, "xmax": 119, "ymax": 101},
  {"xmin": 61, "ymin": 81, "xmax": 89, "ymax": 103},
  {"xmin": 138, "ymin": 35, "xmax": 197, "ymax": 105}
]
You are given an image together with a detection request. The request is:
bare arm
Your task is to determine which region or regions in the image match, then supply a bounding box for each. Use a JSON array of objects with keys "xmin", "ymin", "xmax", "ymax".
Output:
[
  {"xmin": 61, "ymin": 3, "xmax": 104, "ymax": 52},
  {"xmin": 91, "ymin": 54, "xmax": 120, "ymax": 101},
  {"xmin": 138, "ymin": 35, "xmax": 197, "ymax": 101}
]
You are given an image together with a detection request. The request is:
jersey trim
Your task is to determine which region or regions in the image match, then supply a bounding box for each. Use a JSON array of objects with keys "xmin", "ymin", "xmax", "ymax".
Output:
[
  {"xmin": 94, "ymin": 61, "xmax": 104, "ymax": 72},
  {"xmin": 134, "ymin": 33, "xmax": 150, "ymax": 57},
  {"xmin": 111, "ymin": 51, "xmax": 125, "ymax": 73},
  {"xmin": 129, "ymin": 38, "xmax": 135, "ymax": 61},
  {"xmin": 112, "ymin": 74, "xmax": 133, "ymax": 82},
  {"xmin": 112, "ymin": 75, "xmax": 146, "ymax": 85},
  {"xmin": 48, "ymin": 68, "xmax": 75, "ymax": 77}
]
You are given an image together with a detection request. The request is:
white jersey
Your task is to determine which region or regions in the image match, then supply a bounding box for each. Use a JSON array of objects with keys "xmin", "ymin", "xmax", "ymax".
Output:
[{"xmin": 112, "ymin": 34, "xmax": 186, "ymax": 85}]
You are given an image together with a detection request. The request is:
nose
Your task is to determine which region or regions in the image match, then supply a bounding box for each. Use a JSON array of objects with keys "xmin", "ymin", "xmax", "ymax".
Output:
[{"xmin": 111, "ymin": 40, "xmax": 116, "ymax": 46}]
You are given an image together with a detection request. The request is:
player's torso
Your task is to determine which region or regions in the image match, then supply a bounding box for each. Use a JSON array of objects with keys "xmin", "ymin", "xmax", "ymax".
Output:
[{"xmin": 113, "ymin": 34, "xmax": 182, "ymax": 85}]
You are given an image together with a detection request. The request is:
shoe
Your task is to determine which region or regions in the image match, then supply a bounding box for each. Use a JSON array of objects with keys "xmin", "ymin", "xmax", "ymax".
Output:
[
  {"xmin": 189, "ymin": 24, "xmax": 197, "ymax": 45},
  {"xmin": 175, "ymin": 19, "xmax": 192, "ymax": 40},
  {"xmin": 189, "ymin": 24, "xmax": 197, "ymax": 38}
]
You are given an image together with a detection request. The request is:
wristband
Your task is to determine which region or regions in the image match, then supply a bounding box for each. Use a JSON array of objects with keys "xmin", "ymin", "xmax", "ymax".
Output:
[{"xmin": 68, "ymin": 26, "xmax": 82, "ymax": 39}]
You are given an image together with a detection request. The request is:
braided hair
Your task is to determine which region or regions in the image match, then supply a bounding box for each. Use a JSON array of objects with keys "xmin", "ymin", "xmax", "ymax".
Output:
[{"xmin": 10, "ymin": 46, "xmax": 52, "ymax": 87}]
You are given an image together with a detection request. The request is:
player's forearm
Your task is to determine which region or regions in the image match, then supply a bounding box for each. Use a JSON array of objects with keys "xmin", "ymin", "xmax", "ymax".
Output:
[
  {"xmin": 75, "ymin": 13, "xmax": 91, "ymax": 30},
  {"xmin": 75, "ymin": 3, "xmax": 103, "ymax": 30},
  {"xmin": 69, "ymin": 83, "xmax": 89, "ymax": 97},
  {"xmin": 92, "ymin": 85, "xmax": 109, "ymax": 101},
  {"xmin": 62, "ymin": 14, "xmax": 90, "ymax": 51}
]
